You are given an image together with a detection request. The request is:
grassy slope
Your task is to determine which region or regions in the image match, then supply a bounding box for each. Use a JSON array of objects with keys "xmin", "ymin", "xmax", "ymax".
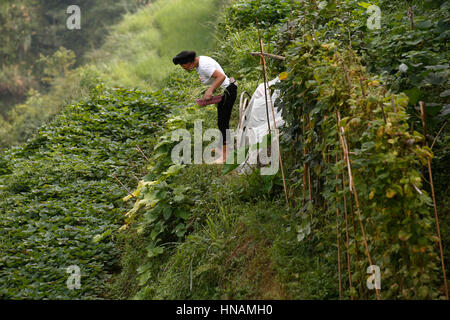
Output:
[
  {"xmin": 0, "ymin": 0, "xmax": 226, "ymax": 299},
  {"xmin": 110, "ymin": 0, "xmax": 449, "ymax": 300}
]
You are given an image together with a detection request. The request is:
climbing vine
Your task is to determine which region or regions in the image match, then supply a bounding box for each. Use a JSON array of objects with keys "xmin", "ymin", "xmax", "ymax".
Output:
[{"xmin": 271, "ymin": 1, "xmax": 446, "ymax": 299}]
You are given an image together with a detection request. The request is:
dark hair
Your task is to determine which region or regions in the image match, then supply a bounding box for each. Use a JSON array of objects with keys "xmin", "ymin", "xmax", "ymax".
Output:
[{"xmin": 172, "ymin": 51, "xmax": 196, "ymax": 65}]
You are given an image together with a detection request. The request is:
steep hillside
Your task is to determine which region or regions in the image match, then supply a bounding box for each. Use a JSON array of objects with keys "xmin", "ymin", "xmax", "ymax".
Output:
[
  {"xmin": 0, "ymin": 0, "xmax": 225, "ymax": 299},
  {"xmin": 109, "ymin": 0, "xmax": 449, "ymax": 300},
  {"xmin": 0, "ymin": 0, "xmax": 448, "ymax": 300}
]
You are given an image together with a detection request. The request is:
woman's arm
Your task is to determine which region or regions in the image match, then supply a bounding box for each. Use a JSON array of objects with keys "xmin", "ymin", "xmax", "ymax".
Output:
[{"xmin": 204, "ymin": 70, "xmax": 226, "ymax": 100}]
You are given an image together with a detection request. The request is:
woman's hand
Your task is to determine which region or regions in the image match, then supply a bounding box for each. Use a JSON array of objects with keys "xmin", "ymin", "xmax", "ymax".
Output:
[{"xmin": 204, "ymin": 88, "xmax": 213, "ymax": 100}]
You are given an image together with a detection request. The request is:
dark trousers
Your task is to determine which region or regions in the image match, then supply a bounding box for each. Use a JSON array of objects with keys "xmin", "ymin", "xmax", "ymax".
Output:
[{"xmin": 217, "ymin": 82, "xmax": 237, "ymax": 145}]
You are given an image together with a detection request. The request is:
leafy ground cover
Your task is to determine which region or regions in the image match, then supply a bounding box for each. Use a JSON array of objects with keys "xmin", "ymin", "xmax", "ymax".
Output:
[{"xmin": 0, "ymin": 86, "xmax": 175, "ymax": 299}]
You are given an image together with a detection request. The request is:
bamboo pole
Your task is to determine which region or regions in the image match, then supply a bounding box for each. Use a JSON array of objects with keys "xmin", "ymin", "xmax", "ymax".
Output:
[
  {"xmin": 419, "ymin": 101, "xmax": 449, "ymax": 300},
  {"xmin": 131, "ymin": 172, "xmax": 140, "ymax": 182},
  {"xmin": 359, "ymin": 75, "xmax": 366, "ymax": 98},
  {"xmin": 408, "ymin": 7, "xmax": 415, "ymax": 30},
  {"xmin": 256, "ymin": 19, "xmax": 271, "ymax": 134},
  {"xmin": 341, "ymin": 152, "xmax": 353, "ymax": 299},
  {"xmin": 302, "ymin": 117, "xmax": 307, "ymax": 208},
  {"xmin": 391, "ymin": 95, "xmax": 397, "ymax": 113},
  {"xmin": 336, "ymin": 154, "xmax": 342, "ymax": 299},
  {"xmin": 303, "ymin": 115, "xmax": 313, "ymax": 224},
  {"xmin": 336, "ymin": 110, "xmax": 380, "ymax": 300},
  {"xmin": 267, "ymin": 76, "xmax": 289, "ymax": 207},
  {"xmin": 349, "ymin": 187, "xmax": 365, "ymax": 299},
  {"xmin": 255, "ymin": 20, "xmax": 289, "ymax": 206}
]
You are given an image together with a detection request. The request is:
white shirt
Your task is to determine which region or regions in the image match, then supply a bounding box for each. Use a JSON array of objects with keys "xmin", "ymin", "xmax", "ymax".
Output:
[{"xmin": 196, "ymin": 56, "xmax": 230, "ymax": 89}]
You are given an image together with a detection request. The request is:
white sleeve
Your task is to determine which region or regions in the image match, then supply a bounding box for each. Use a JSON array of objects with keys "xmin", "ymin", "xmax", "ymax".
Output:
[{"xmin": 202, "ymin": 62, "xmax": 216, "ymax": 79}]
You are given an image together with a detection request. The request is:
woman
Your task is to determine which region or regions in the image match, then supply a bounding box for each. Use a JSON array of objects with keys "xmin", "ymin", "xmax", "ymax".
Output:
[{"xmin": 173, "ymin": 50, "xmax": 237, "ymax": 164}]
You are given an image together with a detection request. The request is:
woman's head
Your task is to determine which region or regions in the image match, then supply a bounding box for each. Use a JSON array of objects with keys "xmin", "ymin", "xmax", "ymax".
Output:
[{"xmin": 173, "ymin": 51, "xmax": 196, "ymax": 71}]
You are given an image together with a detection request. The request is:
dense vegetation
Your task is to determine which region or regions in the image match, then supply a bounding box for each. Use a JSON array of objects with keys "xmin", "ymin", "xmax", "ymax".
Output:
[
  {"xmin": 0, "ymin": 0, "xmax": 220, "ymax": 149},
  {"xmin": 111, "ymin": 0, "xmax": 449, "ymax": 300},
  {"xmin": 0, "ymin": 0, "xmax": 147, "ymax": 115},
  {"xmin": 0, "ymin": 86, "xmax": 176, "ymax": 299},
  {"xmin": 0, "ymin": 0, "xmax": 448, "ymax": 300}
]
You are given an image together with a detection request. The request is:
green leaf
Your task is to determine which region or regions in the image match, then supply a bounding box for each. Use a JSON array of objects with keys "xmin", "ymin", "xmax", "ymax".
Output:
[
  {"xmin": 163, "ymin": 164, "xmax": 185, "ymax": 176},
  {"xmin": 144, "ymin": 206, "xmax": 161, "ymax": 223},
  {"xmin": 138, "ymin": 270, "xmax": 153, "ymax": 286},
  {"xmin": 146, "ymin": 245, "xmax": 164, "ymax": 258},
  {"xmin": 150, "ymin": 221, "xmax": 165, "ymax": 241},
  {"xmin": 416, "ymin": 20, "xmax": 432, "ymax": 29},
  {"xmin": 222, "ymin": 162, "xmax": 239, "ymax": 175},
  {"xmin": 174, "ymin": 223, "xmax": 186, "ymax": 238},
  {"xmin": 136, "ymin": 262, "xmax": 152, "ymax": 275},
  {"xmin": 440, "ymin": 104, "xmax": 450, "ymax": 118},
  {"xmin": 423, "ymin": 73, "xmax": 446, "ymax": 85},
  {"xmin": 357, "ymin": 2, "xmax": 371, "ymax": 9},
  {"xmin": 173, "ymin": 194, "xmax": 185, "ymax": 202},
  {"xmin": 404, "ymin": 87, "xmax": 422, "ymax": 106},
  {"xmin": 174, "ymin": 208, "xmax": 190, "ymax": 220},
  {"xmin": 162, "ymin": 206, "xmax": 172, "ymax": 220},
  {"xmin": 222, "ymin": 143, "xmax": 250, "ymax": 175},
  {"xmin": 398, "ymin": 230, "xmax": 412, "ymax": 241}
]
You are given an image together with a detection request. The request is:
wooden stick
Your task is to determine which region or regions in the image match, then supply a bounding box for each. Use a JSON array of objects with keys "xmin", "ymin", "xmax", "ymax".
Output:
[
  {"xmin": 136, "ymin": 145, "xmax": 150, "ymax": 162},
  {"xmin": 250, "ymin": 52, "xmax": 286, "ymax": 61},
  {"xmin": 359, "ymin": 75, "xmax": 366, "ymax": 98},
  {"xmin": 379, "ymin": 102, "xmax": 387, "ymax": 124},
  {"xmin": 341, "ymin": 152, "xmax": 353, "ymax": 299},
  {"xmin": 341, "ymin": 57, "xmax": 352, "ymax": 90},
  {"xmin": 269, "ymin": 103, "xmax": 289, "ymax": 208},
  {"xmin": 391, "ymin": 95, "xmax": 397, "ymax": 113},
  {"xmin": 306, "ymin": 114, "xmax": 313, "ymax": 221},
  {"xmin": 419, "ymin": 101, "xmax": 449, "ymax": 300},
  {"xmin": 302, "ymin": 117, "xmax": 307, "ymax": 208},
  {"xmin": 256, "ymin": 19, "xmax": 289, "ymax": 206},
  {"xmin": 256, "ymin": 19, "xmax": 271, "ymax": 134},
  {"xmin": 431, "ymin": 120, "xmax": 447, "ymax": 150},
  {"xmin": 131, "ymin": 172, "xmax": 140, "ymax": 182},
  {"xmin": 408, "ymin": 7, "xmax": 415, "ymax": 30},
  {"xmin": 112, "ymin": 174, "xmax": 136, "ymax": 199},
  {"xmin": 337, "ymin": 110, "xmax": 380, "ymax": 300},
  {"xmin": 349, "ymin": 187, "xmax": 365, "ymax": 299},
  {"xmin": 336, "ymin": 154, "xmax": 342, "ymax": 299}
]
